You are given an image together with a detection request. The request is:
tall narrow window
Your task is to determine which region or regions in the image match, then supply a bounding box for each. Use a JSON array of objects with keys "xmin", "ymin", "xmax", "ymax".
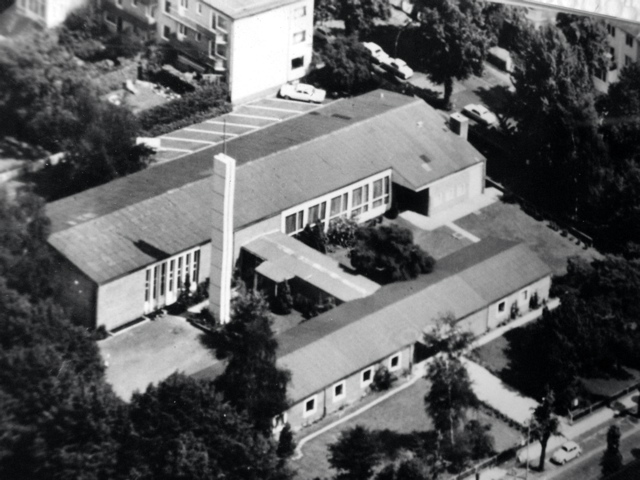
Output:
[
  {"xmin": 185, "ymin": 253, "xmax": 191, "ymax": 284},
  {"xmin": 169, "ymin": 260, "xmax": 175, "ymax": 292},
  {"xmin": 165, "ymin": 0, "xmax": 171, "ymax": 13},
  {"xmin": 320, "ymin": 202, "xmax": 327, "ymax": 222},
  {"xmin": 342, "ymin": 193, "xmax": 348, "ymax": 212},
  {"xmin": 160, "ymin": 262, "xmax": 166, "ymax": 295},
  {"xmin": 145, "ymin": 269, "xmax": 150, "ymax": 301},
  {"xmin": 352, "ymin": 187, "xmax": 363, "ymax": 207},
  {"xmin": 153, "ymin": 266, "xmax": 159, "ymax": 299},
  {"xmin": 177, "ymin": 257, "xmax": 183, "ymax": 288},
  {"xmin": 330, "ymin": 196, "xmax": 341, "ymax": 217},
  {"xmin": 193, "ymin": 250, "xmax": 200, "ymax": 283},
  {"xmin": 285, "ymin": 213, "xmax": 297, "ymax": 234},
  {"xmin": 297, "ymin": 211, "xmax": 304, "ymax": 230}
]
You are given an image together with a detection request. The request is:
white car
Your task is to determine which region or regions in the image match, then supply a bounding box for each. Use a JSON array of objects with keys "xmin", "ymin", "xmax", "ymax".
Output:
[
  {"xmin": 551, "ymin": 441, "xmax": 582, "ymax": 465},
  {"xmin": 462, "ymin": 104, "xmax": 499, "ymax": 127},
  {"xmin": 362, "ymin": 42, "xmax": 390, "ymax": 64},
  {"xmin": 279, "ymin": 83, "xmax": 326, "ymax": 103},
  {"xmin": 382, "ymin": 58, "xmax": 414, "ymax": 80}
]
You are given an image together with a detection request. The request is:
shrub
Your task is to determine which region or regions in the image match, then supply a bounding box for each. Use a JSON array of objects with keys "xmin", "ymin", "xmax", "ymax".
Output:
[
  {"xmin": 294, "ymin": 223, "xmax": 329, "ymax": 254},
  {"xmin": 529, "ymin": 291, "xmax": 540, "ymax": 310},
  {"xmin": 510, "ymin": 301, "xmax": 519, "ymax": 320},
  {"xmin": 371, "ymin": 366, "xmax": 396, "ymax": 392},
  {"xmin": 327, "ymin": 216, "xmax": 358, "ymax": 248},
  {"xmin": 271, "ymin": 281, "xmax": 293, "ymax": 315},
  {"xmin": 138, "ymin": 83, "xmax": 231, "ymax": 136}
]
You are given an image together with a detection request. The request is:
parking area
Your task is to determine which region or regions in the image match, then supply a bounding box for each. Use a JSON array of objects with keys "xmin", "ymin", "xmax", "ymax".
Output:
[{"xmin": 153, "ymin": 96, "xmax": 327, "ymax": 163}]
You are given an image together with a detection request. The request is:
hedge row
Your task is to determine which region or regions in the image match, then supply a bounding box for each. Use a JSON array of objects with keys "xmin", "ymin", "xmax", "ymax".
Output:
[{"xmin": 138, "ymin": 82, "xmax": 231, "ymax": 137}]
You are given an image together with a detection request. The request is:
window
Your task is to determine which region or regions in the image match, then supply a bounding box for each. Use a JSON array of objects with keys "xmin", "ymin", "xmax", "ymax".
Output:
[
  {"xmin": 522, "ymin": 289, "xmax": 528, "ymax": 300},
  {"xmin": 626, "ymin": 55, "xmax": 633, "ymax": 66},
  {"xmin": 608, "ymin": 24, "xmax": 616, "ymax": 36},
  {"xmin": 303, "ymin": 396, "xmax": 317, "ymax": 416},
  {"xmin": 285, "ymin": 213, "xmax": 297, "ymax": 234},
  {"xmin": 627, "ymin": 33, "xmax": 634, "ymax": 47},
  {"xmin": 185, "ymin": 253, "xmax": 191, "ymax": 284},
  {"xmin": 153, "ymin": 266, "xmax": 159, "ymax": 299},
  {"xmin": 498, "ymin": 301, "xmax": 506, "ymax": 313},
  {"xmin": 294, "ymin": 6, "xmax": 307, "ymax": 18},
  {"xmin": 163, "ymin": 25, "xmax": 171, "ymax": 39},
  {"xmin": 352, "ymin": 187, "xmax": 363, "ymax": 207},
  {"xmin": 165, "ymin": 0, "xmax": 171, "ymax": 13},
  {"xmin": 351, "ymin": 208, "xmax": 361, "ymax": 217},
  {"xmin": 361, "ymin": 368, "xmax": 373, "ymax": 387},
  {"xmin": 373, "ymin": 179, "xmax": 383, "ymax": 199},
  {"xmin": 193, "ymin": 250, "xmax": 200, "ymax": 283},
  {"xmin": 197, "ymin": 2, "xmax": 202, "ymax": 14},
  {"xmin": 210, "ymin": 12, "xmax": 216, "ymax": 29},
  {"xmin": 217, "ymin": 15, "xmax": 228, "ymax": 31},
  {"xmin": 216, "ymin": 43, "xmax": 227, "ymax": 58},
  {"xmin": 330, "ymin": 196, "xmax": 341, "ymax": 217},
  {"xmin": 145, "ymin": 269, "xmax": 150, "ymax": 301},
  {"xmin": 177, "ymin": 257, "xmax": 182, "ymax": 288},
  {"xmin": 308, "ymin": 204, "xmax": 320, "ymax": 224},
  {"xmin": 293, "ymin": 31, "xmax": 306, "ymax": 43},
  {"xmin": 333, "ymin": 382, "xmax": 346, "ymax": 401},
  {"xmin": 169, "ymin": 260, "xmax": 175, "ymax": 292},
  {"xmin": 291, "ymin": 56, "xmax": 304, "ymax": 69},
  {"xmin": 390, "ymin": 354, "xmax": 401, "ymax": 371},
  {"xmin": 297, "ymin": 210, "xmax": 304, "ymax": 230},
  {"xmin": 180, "ymin": 0, "xmax": 188, "ymax": 7},
  {"xmin": 160, "ymin": 262, "xmax": 166, "ymax": 296},
  {"xmin": 178, "ymin": 23, "xmax": 187, "ymax": 35},
  {"xmin": 195, "ymin": 32, "xmax": 202, "ymax": 41},
  {"xmin": 217, "ymin": 33, "xmax": 228, "ymax": 44}
]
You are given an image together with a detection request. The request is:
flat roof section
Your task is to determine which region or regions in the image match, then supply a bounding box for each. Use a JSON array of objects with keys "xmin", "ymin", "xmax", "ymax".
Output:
[{"xmin": 245, "ymin": 232, "xmax": 380, "ymax": 303}]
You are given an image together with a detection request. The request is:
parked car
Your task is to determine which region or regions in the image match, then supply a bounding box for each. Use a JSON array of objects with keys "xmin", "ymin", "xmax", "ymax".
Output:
[
  {"xmin": 279, "ymin": 83, "xmax": 326, "ymax": 103},
  {"xmin": 462, "ymin": 104, "xmax": 499, "ymax": 127},
  {"xmin": 361, "ymin": 42, "xmax": 390, "ymax": 64},
  {"xmin": 551, "ymin": 441, "xmax": 582, "ymax": 465},
  {"xmin": 314, "ymin": 25, "xmax": 335, "ymax": 44},
  {"xmin": 382, "ymin": 58, "xmax": 414, "ymax": 80}
]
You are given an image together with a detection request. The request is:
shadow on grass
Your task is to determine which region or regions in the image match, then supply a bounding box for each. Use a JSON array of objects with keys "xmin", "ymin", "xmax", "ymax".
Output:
[{"xmin": 375, "ymin": 429, "xmax": 438, "ymax": 459}]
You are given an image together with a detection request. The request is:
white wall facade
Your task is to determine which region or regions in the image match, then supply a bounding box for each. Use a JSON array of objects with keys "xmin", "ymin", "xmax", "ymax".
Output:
[
  {"xmin": 426, "ymin": 162, "xmax": 484, "ymax": 216},
  {"xmin": 229, "ymin": 0, "xmax": 313, "ymax": 103},
  {"xmin": 17, "ymin": 0, "xmax": 87, "ymax": 27},
  {"xmin": 486, "ymin": 276, "xmax": 552, "ymax": 331}
]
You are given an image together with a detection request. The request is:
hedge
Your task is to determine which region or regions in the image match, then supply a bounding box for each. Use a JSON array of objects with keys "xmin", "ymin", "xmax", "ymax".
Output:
[{"xmin": 138, "ymin": 82, "xmax": 231, "ymax": 137}]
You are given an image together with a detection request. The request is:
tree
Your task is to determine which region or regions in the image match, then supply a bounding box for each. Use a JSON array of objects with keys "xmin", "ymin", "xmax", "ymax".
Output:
[
  {"xmin": 556, "ymin": 13, "xmax": 609, "ymax": 79},
  {"xmin": 529, "ymin": 389, "xmax": 560, "ymax": 471},
  {"xmin": 336, "ymin": 0, "xmax": 391, "ymax": 38},
  {"xmin": 601, "ymin": 425, "xmax": 623, "ymax": 477},
  {"xmin": 276, "ymin": 423, "xmax": 297, "ymax": 462},
  {"xmin": 510, "ymin": 24, "xmax": 605, "ymax": 217},
  {"xmin": 328, "ymin": 425, "xmax": 381, "ymax": 480},
  {"xmin": 413, "ymin": 0, "xmax": 491, "ymax": 106},
  {"xmin": 424, "ymin": 313, "xmax": 479, "ymax": 445},
  {"xmin": 123, "ymin": 373, "xmax": 291, "ymax": 480},
  {"xmin": 313, "ymin": 35, "xmax": 379, "ymax": 95},
  {"xmin": 294, "ymin": 222, "xmax": 328, "ymax": 253},
  {"xmin": 350, "ymin": 224, "xmax": 435, "ymax": 284},
  {"xmin": 272, "ymin": 280, "xmax": 293, "ymax": 315},
  {"xmin": 213, "ymin": 291, "xmax": 291, "ymax": 434}
]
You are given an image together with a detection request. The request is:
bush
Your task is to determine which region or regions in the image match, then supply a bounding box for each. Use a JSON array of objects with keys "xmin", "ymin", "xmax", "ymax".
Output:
[
  {"xmin": 138, "ymin": 83, "xmax": 231, "ymax": 136},
  {"xmin": 271, "ymin": 281, "xmax": 293, "ymax": 315},
  {"xmin": 529, "ymin": 291, "xmax": 540, "ymax": 310},
  {"xmin": 294, "ymin": 223, "xmax": 329, "ymax": 254},
  {"xmin": 327, "ymin": 216, "xmax": 358, "ymax": 248},
  {"xmin": 510, "ymin": 301, "xmax": 519, "ymax": 320},
  {"xmin": 371, "ymin": 366, "xmax": 396, "ymax": 392}
]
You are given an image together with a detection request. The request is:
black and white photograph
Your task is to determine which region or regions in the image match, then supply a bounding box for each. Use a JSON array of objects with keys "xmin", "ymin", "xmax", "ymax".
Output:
[{"xmin": 2, "ymin": 0, "xmax": 640, "ymax": 479}]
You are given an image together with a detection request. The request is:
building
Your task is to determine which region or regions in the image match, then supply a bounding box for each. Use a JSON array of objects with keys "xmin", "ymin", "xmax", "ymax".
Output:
[
  {"xmin": 46, "ymin": 89, "xmax": 486, "ymax": 331},
  {"xmin": 274, "ymin": 238, "xmax": 552, "ymax": 431},
  {"xmin": 15, "ymin": 0, "xmax": 86, "ymax": 28},
  {"xmin": 99, "ymin": 0, "xmax": 314, "ymax": 103},
  {"xmin": 100, "ymin": 0, "xmax": 158, "ymax": 38},
  {"xmin": 594, "ymin": 20, "xmax": 640, "ymax": 92}
]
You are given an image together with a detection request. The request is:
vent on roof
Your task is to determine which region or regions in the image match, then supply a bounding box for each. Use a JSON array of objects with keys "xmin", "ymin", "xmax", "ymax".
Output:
[
  {"xmin": 332, "ymin": 113, "xmax": 352, "ymax": 120},
  {"xmin": 419, "ymin": 154, "xmax": 431, "ymax": 164}
]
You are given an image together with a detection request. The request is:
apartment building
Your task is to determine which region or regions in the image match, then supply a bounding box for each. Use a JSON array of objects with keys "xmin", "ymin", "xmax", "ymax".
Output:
[
  {"xmin": 100, "ymin": 0, "xmax": 158, "ymax": 38},
  {"xmin": 15, "ymin": 0, "xmax": 86, "ymax": 28},
  {"xmin": 594, "ymin": 20, "xmax": 640, "ymax": 92}
]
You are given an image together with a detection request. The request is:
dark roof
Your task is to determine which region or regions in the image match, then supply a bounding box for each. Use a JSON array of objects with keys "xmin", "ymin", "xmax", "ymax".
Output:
[
  {"xmin": 47, "ymin": 90, "xmax": 485, "ymax": 284},
  {"xmin": 274, "ymin": 239, "xmax": 551, "ymax": 403}
]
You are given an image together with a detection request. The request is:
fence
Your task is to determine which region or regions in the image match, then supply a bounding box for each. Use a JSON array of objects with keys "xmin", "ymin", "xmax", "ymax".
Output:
[
  {"xmin": 446, "ymin": 447, "xmax": 518, "ymax": 480},
  {"xmin": 568, "ymin": 382, "xmax": 639, "ymax": 424}
]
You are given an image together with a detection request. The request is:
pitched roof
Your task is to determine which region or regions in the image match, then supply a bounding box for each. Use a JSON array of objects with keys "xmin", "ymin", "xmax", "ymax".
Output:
[
  {"xmin": 46, "ymin": 90, "xmax": 485, "ymax": 284},
  {"xmin": 275, "ymin": 239, "xmax": 551, "ymax": 403}
]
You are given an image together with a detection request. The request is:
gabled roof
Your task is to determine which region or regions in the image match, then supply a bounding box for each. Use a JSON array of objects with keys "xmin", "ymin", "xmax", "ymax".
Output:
[
  {"xmin": 276, "ymin": 239, "xmax": 551, "ymax": 403},
  {"xmin": 46, "ymin": 90, "xmax": 485, "ymax": 284}
]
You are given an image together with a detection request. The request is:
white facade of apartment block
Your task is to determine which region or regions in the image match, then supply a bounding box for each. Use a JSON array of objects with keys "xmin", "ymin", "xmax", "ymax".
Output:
[{"xmin": 16, "ymin": 0, "xmax": 87, "ymax": 28}]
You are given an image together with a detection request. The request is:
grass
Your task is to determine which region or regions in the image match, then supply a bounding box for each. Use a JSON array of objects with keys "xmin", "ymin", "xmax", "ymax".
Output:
[
  {"xmin": 456, "ymin": 200, "xmax": 600, "ymax": 275},
  {"xmin": 291, "ymin": 378, "xmax": 522, "ymax": 480}
]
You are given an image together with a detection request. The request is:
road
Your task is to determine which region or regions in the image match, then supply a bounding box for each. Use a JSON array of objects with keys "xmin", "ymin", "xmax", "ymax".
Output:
[{"xmin": 500, "ymin": 412, "xmax": 640, "ymax": 480}]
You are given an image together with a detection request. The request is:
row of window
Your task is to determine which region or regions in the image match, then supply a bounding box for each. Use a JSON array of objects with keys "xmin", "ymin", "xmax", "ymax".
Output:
[
  {"xmin": 496, "ymin": 288, "xmax": 531, "ymax": 315},
  {"xmin": 431, "ymin": 182, "xmax": 467, "ymax": 208},
  {"xmin": 284, "ymin": 176, "xmax": 391, "ymax": 235},
  {"xmin": 163, "ymin": 0, "xmax": 229, "ymax": 31},
  {"xmin": 303, "ymin": 353, "xmax": 401, "ymax": 417},
  {"xmin": 17, "ymin": 0, "xmax": 45, "ymax": 17},
  {"xmin": 144, "ymin": 249, "xmax": 200, "ymax": 303}
]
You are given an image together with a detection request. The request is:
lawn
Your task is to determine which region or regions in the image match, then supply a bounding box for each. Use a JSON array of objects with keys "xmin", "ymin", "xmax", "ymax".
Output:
[
  {"xmin": 456, "ymin": 200, "xmax": 600, "ymax": 275},
  {"xmin": 291, "ymin": 378, "xmax": 522, "ymax": 480}
]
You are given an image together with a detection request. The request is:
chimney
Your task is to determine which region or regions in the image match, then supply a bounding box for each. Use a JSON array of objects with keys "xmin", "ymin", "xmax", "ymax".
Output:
[
  {"xmin": 449, "ymin": 112, "xmax": 469, "ymax": 140},
  {"xmin": 209, "ymin": 153, "xmax": 236, "ymax": 324}
]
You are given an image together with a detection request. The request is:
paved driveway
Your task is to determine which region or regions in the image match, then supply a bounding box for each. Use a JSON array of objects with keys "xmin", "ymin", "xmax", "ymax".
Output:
[{"xmin": 153, "ymin": 96, "xmax": 327, "ymax": 163}]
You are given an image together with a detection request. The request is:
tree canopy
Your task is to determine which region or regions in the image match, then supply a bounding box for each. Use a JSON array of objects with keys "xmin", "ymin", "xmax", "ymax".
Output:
[
  {"xmin": 529, "ymin": 389, "xmax": 560, "ymax": 471},
  {"xmin": 213, "ymin": 291, "xmax": 291, "ymax": 434},
  {"xmin": 328, "ymin": 425, "xmax": 381, "ymax": 480},
  {"xmin": 315, "ymin": 0, "xmax": 390, "ymax": 38},
  {"xmin": 601, "ymin": 425, "xmax": 623, "ymax": 477},
  {"xmin": 413, "ymin": 0, "xmax": 490, "ymax": 106},
  {"xmin": 350, "ymin": 224, "xmax": 435, "ymax": 284}
]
